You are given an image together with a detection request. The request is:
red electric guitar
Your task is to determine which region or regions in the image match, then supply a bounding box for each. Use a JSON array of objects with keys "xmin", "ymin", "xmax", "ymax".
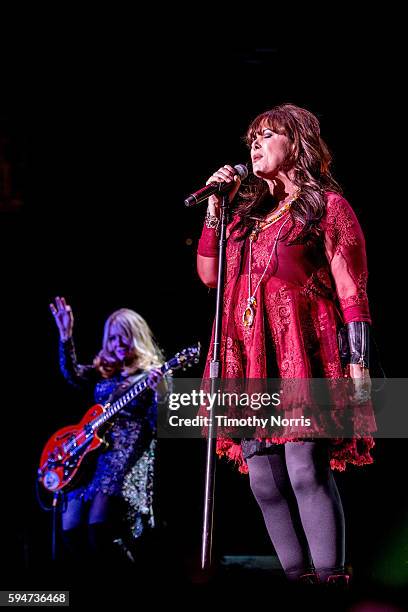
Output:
[{"xmin": 38, "ymin": 344, "xmax": 200, "ymax": 492}]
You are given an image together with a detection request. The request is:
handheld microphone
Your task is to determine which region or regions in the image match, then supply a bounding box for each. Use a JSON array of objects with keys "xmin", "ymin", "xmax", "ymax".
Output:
[{"xmin": 184, "ymin": 164, "xmax": 248, "ymax": 208}]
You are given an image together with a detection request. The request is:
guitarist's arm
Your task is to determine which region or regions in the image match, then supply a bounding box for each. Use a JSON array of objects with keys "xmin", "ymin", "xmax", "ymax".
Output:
[
  {"xmin": 50, "ymin": 296, "xmax": 97, "ymax": 390},
  {"xmin": 59, "ymin": 337, "xmax": 96, "ymax": 390}
]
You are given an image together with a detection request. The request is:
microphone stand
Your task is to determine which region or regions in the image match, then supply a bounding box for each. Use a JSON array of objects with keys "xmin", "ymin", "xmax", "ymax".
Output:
[
  {"xmin": 201, "ymin": 192, "xmax": 230, "ymax": 571},
  {"xmin": 51, "ymin": 492, "xmax": 61, "ymax": 561}
]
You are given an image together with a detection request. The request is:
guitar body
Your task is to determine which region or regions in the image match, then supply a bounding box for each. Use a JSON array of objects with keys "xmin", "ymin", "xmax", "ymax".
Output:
[
  {"xmin": 38, "ymin": 343, "xmax": 200, "ymax": 493},
  {"xmin": 39, "ymin": 404, "xmax": 106, "ymax": 492}
]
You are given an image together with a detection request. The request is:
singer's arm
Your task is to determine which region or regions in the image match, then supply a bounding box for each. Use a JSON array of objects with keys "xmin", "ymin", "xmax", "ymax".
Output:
[
  {"xmin": 196, "ymin": 167, "xmax": 241, "ymax": 287},
  {"xmin": 323, "ymin": 193, "xmax": 371, "ymax": 381},
  {"xmin": 323, "ymin": 194, "xmax": 371, "ymax": 325},
  {"xmin": 197, "ymin": 253, "xmax": 219, "ymax": 288},
  {"xmin": 197, "ymin": 214, "xmax": 220, "ymax": 287},
  {"xmin": 197, "ymin": 211, "xmax": 239, "ymax": 287}
]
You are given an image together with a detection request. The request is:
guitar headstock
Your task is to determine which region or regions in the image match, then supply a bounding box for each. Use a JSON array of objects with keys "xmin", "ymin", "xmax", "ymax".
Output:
[{"xmin": 165, "ymin": 343, "xmax": 201, "ymax": 373}]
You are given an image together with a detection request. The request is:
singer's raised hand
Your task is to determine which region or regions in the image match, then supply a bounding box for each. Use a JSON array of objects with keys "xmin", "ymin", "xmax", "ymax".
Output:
[
  {"xmin": 206, "ymin": 164, "xmax": 241, "ymax": 216},
  {"xmin": 49, "ymin": 296, "xmax": 74, "ymax": 341}
]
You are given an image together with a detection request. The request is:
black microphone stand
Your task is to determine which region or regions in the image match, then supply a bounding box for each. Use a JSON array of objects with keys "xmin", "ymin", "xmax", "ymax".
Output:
[
  {"xmin": 201, "ymin": 192, "xmax": 230, "ymax": 571},
  {"xmin": 51, "ymin": 492, "xmax": 61, "ymax": 561}
]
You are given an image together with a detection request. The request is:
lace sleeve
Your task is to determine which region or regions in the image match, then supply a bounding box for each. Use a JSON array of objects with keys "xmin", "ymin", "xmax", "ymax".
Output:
[
  {"xmin": 197, "ymin": 214, "xmax": 242, "ymax": 257},
  {"xmin": 59, "ymin": 338, "xmax": 96, "ymax": 390},
  {"xmin": 323, "ymin": 193, "xmax": 371, "ymax": 324}
]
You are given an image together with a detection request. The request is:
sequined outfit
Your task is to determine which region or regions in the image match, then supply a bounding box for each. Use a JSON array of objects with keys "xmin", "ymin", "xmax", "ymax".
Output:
[{"xmin": 59, "ymin": 338, "xmax": 156, "ymax": 538}]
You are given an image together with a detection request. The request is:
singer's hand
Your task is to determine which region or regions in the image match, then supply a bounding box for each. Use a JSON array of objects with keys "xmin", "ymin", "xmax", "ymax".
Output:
[
  {"xmin": 206, "ymin": 165, "xmax": 241, "ymax": 216},
  {"xmin": 347, "ymin": 363, "xmax": 372, "ymax": 404}
]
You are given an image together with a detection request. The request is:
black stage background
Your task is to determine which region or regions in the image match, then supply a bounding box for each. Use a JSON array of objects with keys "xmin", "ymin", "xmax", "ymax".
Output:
[{"xmin": 1, "ymin": 18, "xmax": 407, "ymax": 609}]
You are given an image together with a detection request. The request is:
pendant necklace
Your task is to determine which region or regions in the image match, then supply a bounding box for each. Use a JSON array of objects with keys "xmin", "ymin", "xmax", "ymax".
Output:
[{"xmin": 242, "ymin": 194, "xmax": 298, "ymax": 328}]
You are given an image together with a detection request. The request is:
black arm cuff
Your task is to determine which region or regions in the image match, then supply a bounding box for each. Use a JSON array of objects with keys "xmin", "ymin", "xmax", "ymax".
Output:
[{"xmin": 347, "ymin": 321, "xmax": 370, "ymax": 369}]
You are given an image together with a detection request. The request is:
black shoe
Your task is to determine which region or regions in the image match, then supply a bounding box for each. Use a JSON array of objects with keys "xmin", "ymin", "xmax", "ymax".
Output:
[
  {"xmin": 325, "ymin": 573, "xmax": 350, "ymax": 588},
  {"xmin": 298, "ymin": 572, "xmax": 320, "ymax": 585}
]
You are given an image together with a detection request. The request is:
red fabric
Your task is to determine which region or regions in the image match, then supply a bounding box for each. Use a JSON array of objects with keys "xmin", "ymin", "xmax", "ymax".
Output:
[
  {"xmin": 197, "ymin": 225, "xmax": 218, "ymax": 257},
  {"xmin": 201, "ymin": 192, "xmax": 376, "ymax": 473},
  {"xmin": 322, "ymin": 194, "xmax": 371, "ymax": 324}
]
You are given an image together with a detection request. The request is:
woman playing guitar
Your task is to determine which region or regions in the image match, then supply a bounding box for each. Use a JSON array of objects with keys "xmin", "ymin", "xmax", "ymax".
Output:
[{"xmin": 49, "ymin": 297, "xmax": 166, "ymax": 571}]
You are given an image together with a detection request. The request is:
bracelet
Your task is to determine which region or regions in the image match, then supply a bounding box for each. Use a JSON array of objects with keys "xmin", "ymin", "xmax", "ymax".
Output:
[{"xmin": 205, "ymin": 210, "xmax": 220, "ymax": 235}]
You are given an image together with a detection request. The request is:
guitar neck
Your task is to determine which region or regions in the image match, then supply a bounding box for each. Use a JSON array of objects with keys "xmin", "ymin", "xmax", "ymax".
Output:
[
  {"xmin": 42, "ymin": 344, "xmax": 198, "ymax": 475},
  {"xmin": 89, "ymin": 362, "xmax": 169, "ymax": 431}
]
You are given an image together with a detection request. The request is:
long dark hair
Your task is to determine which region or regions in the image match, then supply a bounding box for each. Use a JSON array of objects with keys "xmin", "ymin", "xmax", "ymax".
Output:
[{"xmin": 234, "ymin": 104, "xmax": 342, "ymax": 244}]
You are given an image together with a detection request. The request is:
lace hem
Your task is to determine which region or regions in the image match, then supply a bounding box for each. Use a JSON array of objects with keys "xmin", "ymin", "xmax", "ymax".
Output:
[{"xmin": 216, "ymin": 435, "xmax": 375, "ymax": 474}]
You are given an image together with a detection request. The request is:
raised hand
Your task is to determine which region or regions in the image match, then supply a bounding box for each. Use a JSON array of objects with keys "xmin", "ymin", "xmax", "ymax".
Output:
[{"xmin": 49, "ymin": 296, "xmax": 74, "ymax": 341}]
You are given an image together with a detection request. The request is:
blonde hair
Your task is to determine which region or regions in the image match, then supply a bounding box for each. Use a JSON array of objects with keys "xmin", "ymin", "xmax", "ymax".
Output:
[{"xmin": 93, "ymin": 308, "xmax": 164, "ymax": 378}]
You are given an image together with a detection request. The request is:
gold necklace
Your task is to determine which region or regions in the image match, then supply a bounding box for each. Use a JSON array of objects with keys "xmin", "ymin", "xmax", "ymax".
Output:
[
  {"xmin": 243, "ymin": 189, "xmax": 300, "ymax": 328},
  {"xmin": 249, "ymin": 188, "xmax": 300, "ymax": 242},
  {"xmin": 243, "ymin": 216, "xmax": 291, "ymax": 327}
]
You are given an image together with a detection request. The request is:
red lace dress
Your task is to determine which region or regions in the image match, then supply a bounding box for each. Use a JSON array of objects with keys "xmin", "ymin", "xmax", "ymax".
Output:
[{"xmin": 198, "ymin": 192, "xmax": 376, "ymax": 473}]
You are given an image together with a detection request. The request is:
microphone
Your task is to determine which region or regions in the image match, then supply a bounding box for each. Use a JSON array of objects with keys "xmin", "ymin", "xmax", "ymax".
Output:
[{"xmin": 184, "ymin": 164, "xmax": 248, "ymax": 207}]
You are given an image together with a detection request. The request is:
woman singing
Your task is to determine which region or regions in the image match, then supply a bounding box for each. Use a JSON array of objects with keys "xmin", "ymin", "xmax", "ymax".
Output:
[{"xmin": 197, "ymin": 104, "xmax": 375, "ymax": 586}]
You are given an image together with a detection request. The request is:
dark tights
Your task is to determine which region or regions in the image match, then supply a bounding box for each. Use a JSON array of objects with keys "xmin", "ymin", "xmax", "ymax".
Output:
[
  {"xmin": 247, "ymin": 441, "xmax": 345, "ymax": 581},
  {"xmin": 61, "ymin": 492, "xmax": 122, "ymax": 570}
]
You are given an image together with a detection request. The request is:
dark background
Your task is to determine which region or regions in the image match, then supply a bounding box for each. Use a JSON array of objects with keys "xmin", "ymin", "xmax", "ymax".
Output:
[{"xmin": 1, "ymin": 13, "xmax": 407, "ymax": 605}]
